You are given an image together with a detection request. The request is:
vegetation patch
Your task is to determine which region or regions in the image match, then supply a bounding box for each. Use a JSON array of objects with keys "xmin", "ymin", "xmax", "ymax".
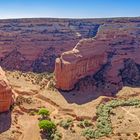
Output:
[
  {"xmin": 38, "ymin": 108, "xmax": 50, "ymax": 119},
  {"xmin": 6, "ymin": 70, "xmax": 56, "ymax": 91},
  {"xmin": 77, "ymin": 120, "xmax": 93, "ymax": 128},
  {"xmin": 82, "ymin": 98, "xmax": 140, "ymax": 139},
  {"xmin": 59, "ymin": 118, "xmax": 73, "ymax": 129},
  {"xmin": 38, "ymin": 108, "xmax": 62, "ymax": 140},
  {"xmin": 39, "ymin": 120, "xmax": 56, "ymax": 132}
]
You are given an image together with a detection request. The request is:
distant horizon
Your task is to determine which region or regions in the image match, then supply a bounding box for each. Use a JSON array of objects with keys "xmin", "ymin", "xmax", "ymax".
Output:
[
  {"xmin": 0, "ymin": 16, "xmax": 140, "ymax": 20},
  {"xmin": 0, "ymin": 0, "xmax": 139, "ymax": 19}
]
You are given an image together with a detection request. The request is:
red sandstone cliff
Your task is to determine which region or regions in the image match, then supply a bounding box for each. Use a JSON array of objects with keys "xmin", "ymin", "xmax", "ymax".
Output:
[
  {"xmin": 0, "ymin": 17, "xmax": 139, "ymax": 73},
  {"xmin": 55, "ymin": 39, "xmax": 107, "ymax": 90},
  {"xmin": 55, "ymin": 21, "xmax": 140, "ymax": 92},
  {"xmin": 0, "ymin": 67, "xmax": 13, "ymax": 112},
  {"xmin": 0, "ymin": 18, "xmax": 101, "ymax": 72}
]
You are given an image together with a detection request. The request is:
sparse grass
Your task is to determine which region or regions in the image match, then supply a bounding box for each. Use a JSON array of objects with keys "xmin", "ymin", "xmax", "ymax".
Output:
[
  {"xmin": 6, "ymin": 70, "xmax": 56, "ymax": 90},
  {"xmin": 77, "ymin": 120, "xmax": 93, "ymax": 128},
  {"xmin": 82, "ymin": 98, "xmax": 140, "ymax": 139},
  {"xmin": 59, "ymin": 118, "xmax": 73, "ymax": 129},
  {"xmin": 82, "ymin": 128, "xmax": 95, "ymax": 139},
  {"xmin": 16, "ymin": 96, "xmax": 32, "ymax": 105},
  {"xmin": 52, "ymin": 131, "xmax": 62, "ymax": 140}
]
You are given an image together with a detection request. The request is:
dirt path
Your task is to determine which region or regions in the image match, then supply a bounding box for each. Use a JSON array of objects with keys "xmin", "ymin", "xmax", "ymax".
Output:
[{"xmin": 19, "ymin": 115, "xmax": 41, "ymax": 140}]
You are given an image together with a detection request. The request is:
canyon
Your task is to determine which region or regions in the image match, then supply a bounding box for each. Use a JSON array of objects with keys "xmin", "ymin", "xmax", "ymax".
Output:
[
  {"xmin": 0, "ymin": 17, "xmax": 139, "ymax": 74},
  {"xmin": 0, "ymin": 17, "xmax": 139, "ymax": 92},
  {"xmin": 1, "ymin": 17, "xmax": 140, "ymax": 140},
  {"xmin": 55, "ymin": 18, "xmax": 140, "ymax": 92},
  {"xmin": 0, "ymin": 17, "xmax": 140, "ymax": 110},
  {"xmin": 0, "ymin": 18, "xmax": 102, "ymax": 72}
]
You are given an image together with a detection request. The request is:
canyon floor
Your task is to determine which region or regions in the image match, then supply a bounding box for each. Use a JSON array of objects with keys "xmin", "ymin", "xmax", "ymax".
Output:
[{"xmin": 1, "ymin": 71, "xmax": 140, "ymax": 140}]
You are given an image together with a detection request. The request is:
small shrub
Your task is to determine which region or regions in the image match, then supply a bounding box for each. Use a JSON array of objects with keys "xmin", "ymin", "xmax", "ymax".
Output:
[
  {"xmin": 38, "ymin": 108, "xmax": 50, "ymax": 118},
  {"xmin": 38, "ymin": 120, "xmax": 56, "ymax": 132},
  {"xmin": 117, "ymin": 132, "xmax": 121, "ymax": 136},
  {"xmin": 117, "ymin": 116, "xmax": 124, "ymax": 119},
  {"xmin": 82, "ymin": 128, "xmax": 95, "ymax": 139},
  {"xmin": 16, "ymin": 96, "xmax": 32, "ymax": 105},
  {"xmin": 77, "ymin": 120, "xmax": 93, "ymax": 128},
  {"xmin": 126, "ymin": 133, "xmax": 131, "ymax": 136},
  {"xmin": 29, "ymin": 111, "xmax": 36, "ymax": 116},
  {"xmin": 52, "ymin": 131, "xmax": 62, "ymax": 140},
  {"xmin": 133, "ymin": 132, "xmax": 138, "ymax": 137},
  {"xmin": 59, "ymin": 118, "xmax": 73, "ymax": 129},
  {"xmin": 71, "ymin": 129, "xmax": 76, "ymax": 133}
]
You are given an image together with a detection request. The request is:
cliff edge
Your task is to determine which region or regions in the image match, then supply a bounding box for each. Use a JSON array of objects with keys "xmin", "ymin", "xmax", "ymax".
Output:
[{"xmin": 55, "ymin": 21, "xmax": 140, "ymax": 92}]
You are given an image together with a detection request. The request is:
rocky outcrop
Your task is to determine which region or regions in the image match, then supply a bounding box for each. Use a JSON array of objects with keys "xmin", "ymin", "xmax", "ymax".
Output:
[
  {"xmin": 0, "ymin": 67, "xmax": 13, "ymax": 112},
  {"xmin": 55, "ymin": 40, "xmax": 107, "ymax": 90},
  {"xmin": 55, "ymin": 20, "xmax": 140, "ymax": 92}
]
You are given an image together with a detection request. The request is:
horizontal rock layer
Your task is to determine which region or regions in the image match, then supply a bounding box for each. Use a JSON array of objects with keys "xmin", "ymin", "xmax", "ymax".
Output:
[
  {"xmin": 0, "ymin": 18, "xmax": 102, "ymax": 72},
  {"xmin": 0, "ymin": 17, "xmax": 139, "ymax": 72},
  {"xmin": 55, "ymin": 20, "xmax": 140, "ymax": 91}
]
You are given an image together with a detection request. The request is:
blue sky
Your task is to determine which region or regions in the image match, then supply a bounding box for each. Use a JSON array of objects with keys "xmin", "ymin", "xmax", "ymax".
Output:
[{"xmin": 0, "ymin": 0, "xmax": 139, "ymax": 19}]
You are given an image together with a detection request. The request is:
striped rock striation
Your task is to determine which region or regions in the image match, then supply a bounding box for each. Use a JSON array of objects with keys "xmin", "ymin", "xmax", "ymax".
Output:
[
  {"xmin": 0, "ymin": 17, "xmax": 139, "ymax": 73},
  {"xmin": 0, "ymin": 18, "xmax": 102, "ymax": 72},
  {"xmin": 55, "ymin": 21, "xmax": 140, "ymax": 92}
]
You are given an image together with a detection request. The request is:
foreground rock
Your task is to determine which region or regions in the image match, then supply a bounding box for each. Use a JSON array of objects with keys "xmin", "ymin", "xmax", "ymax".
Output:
[
  {"xmin": 55, "ymin": 21, "xmax": 140, "ymax": 92},
  {"xmin": 0, "ymin": 67, "xmax": 13, "ymax": 112}
]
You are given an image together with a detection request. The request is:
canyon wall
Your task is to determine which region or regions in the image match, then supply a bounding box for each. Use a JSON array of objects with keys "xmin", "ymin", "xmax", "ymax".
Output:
[
  {"xmin": 0, "ymin": 17, "xmax": 140, "ymax": 93},
  {"xmin": 0, "ymin": 18, "xmax": 102, "ymax": 72},
  {"xmin": 55, "ymin": 41, "xmax": 107, "ymax": 90},
  {"xmin": 0, "ymin": 17, "xmax": 139, "ymax": 73},
  {"xmin": 0, "ymin": 67, "xmax": 13, "ymax": 112},
  {"xmin": 55, "ymin": 19, "xmax": 140, "ymax": 92}
]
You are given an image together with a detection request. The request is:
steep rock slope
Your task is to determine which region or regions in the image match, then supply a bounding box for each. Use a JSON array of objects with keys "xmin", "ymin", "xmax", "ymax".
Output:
[
  {"xmin": 55, "ymin": 20, "xmax": 140, "ymax": 92},
  {"xmin": 0, "ymin": 18, "xmax": 102, "ymax": 72},
  {"xmin": 0, "ymin": 67, "xmax": 13, "ymax": 112},
  {"xmin": 0, "ymin": 17, "xmax": 139, "ymax": 72}
]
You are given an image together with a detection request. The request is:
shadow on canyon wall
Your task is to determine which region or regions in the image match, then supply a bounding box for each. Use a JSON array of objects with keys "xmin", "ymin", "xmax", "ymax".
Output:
[
  {"xmin": 59, "ymin": 84, "xmax": 140, "ymax": 105},
  {"xmin": 0, "ymin": 111, "xmax": 12, "ymax": 133},
  {"xmin": 59, "ymin": 87, "xmax": 116, "ymax": 105},
  {"xmin": 59, "ymin": 58, "xmax": 140, "ymax": 105}
]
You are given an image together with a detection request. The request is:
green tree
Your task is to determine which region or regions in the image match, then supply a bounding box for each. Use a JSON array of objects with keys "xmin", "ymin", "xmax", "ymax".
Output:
[
  {"xmin": 38, "ymin": 108, "xmax": 50, "ymax": 118},
  {"xmin": 39, "ymin": 120, "xmax": 56, "ymax": 132}
]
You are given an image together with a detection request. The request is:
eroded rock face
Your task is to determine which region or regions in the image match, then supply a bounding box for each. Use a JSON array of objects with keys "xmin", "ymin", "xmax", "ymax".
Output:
[
  {"xmin": 0, "ymin": 17, "xmax": 139, "ymax": 73},
  {"xmin": 0, "ymin": 18, "xmax": 102, "ymax": 72},
  {"xmin": 55, "ymin": 20, "xmax": 140, "ymax": 92},
  {"xmin": 0, "ymin": 67, "xmax": 13, "ymax": 112},
  {"xmin": 55, "ymin": 41, "xmax": 107, "ymax": 90}
]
